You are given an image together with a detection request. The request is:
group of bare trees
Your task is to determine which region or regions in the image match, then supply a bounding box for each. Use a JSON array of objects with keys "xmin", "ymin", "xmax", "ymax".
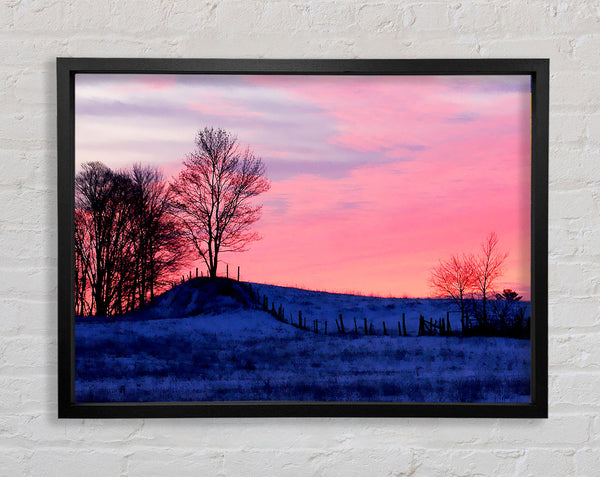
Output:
[
  {"xmin": 430, "ymin": 233, "xmax": 518, "ymax": 330},
  {"xmin": 74, "ymin": 163, "xmax": 188, "ymax": 316},
  {"xmin": 75, "ymin": 127, "xmax": 270, "ymax": 316}
]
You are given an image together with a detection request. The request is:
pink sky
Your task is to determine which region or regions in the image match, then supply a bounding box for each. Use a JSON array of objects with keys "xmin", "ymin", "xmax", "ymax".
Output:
[{"xmin": 75, "ymin": 74, "xmax": 531, "ymax": 298}]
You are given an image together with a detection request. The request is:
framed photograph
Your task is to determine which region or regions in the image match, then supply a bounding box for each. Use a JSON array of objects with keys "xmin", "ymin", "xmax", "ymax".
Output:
[{"xmin": 57, "ymin": 58, "xmax": 548, "ymax": 418}]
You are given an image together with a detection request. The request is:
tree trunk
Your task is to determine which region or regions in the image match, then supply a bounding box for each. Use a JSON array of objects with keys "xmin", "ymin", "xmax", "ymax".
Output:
[
  {"xmin": 209, "ymin": 263, "xmax": 218, "ymax": 278},
  {"xmin": 482, "ymin": 293, "xmax": 487, "ymax": 325}
]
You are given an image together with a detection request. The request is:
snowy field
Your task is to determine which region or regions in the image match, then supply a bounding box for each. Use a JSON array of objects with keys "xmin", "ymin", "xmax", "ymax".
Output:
[{"xmin": 75, "ymin": 279, "xmax": 530, "ymax": 403}]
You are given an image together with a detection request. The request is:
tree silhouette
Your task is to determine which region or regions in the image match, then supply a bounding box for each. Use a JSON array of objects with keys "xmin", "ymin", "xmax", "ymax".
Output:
[
  {"xmin": 171, "ymin": 128, "xmax": 270, "ymax": 278},
  {"xmin": 430, "ymin": 232, "xmax": 510, "ymax": 332},
  {"xmin": 469, "ymin": 232, "xmax": 508, "ymax": 326},
  {"xmin": 495, "ymin": 289, "xmax": 522, "ymax": 302},
  {"xmin": 75, "ymin": 162, "xmax": 135, "ymax": 316},
  {"xmin": 74, "ymin": 162, "xmax": 187, "ymax": 316},
  {"xmin": 128, "ymin": 164, "xmax": 188, "ymax": 308},
  {"xmin": 493, "ymin": 288, "xmax": 524, "ymax": 325},
  {"xmin": 430, "ymin": 254, "xmax": 476, "ymax": 324}
]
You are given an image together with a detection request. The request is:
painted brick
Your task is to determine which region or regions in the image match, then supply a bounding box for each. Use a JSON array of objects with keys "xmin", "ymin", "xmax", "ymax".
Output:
[
  {"xmin": 410, "ymin": 3, "xmax": 453, "ymax": 31},
  {"xmin": 356, "ymin": 3, "xmax": 402, "ymax": 33},
  {"xmin": 552, "ymin": 373, "xmax": 600, "ymax": 406},
  {"xmin": 0, "ymin": 376, "xmax": 48, "ymax": 414},
  {"xmin": 551, "ymin": 113, "xmax": 588, "ymax": 143},
  {"xmin": 493, "ymin": 415, "xmax": 590, "ymax": 445},
  {"xmin": 0, "ymin": 449, "xmax": 32, "ymax": 477},
  {"xmin": 575, "ymin": 447, "xmax": 600, "ymax": 476},
  {"xmin": 29, "ymin": 450, "xmax": 122, "ymax": 477},
  {"xmin": 551, "ymin": 333, "xmax": 600, "ymax": 369},
  {"xmin": 1, "ymin": 298, "xmax": 56, "ymax": 336},
  {"xmin": 414, "ymin": 448, "xmax": 523, "ymax": 477},
  {"xmin": 549, "ymin": 189, "xmax": 598, "ymax": 220},
  {"xmin": 553, "ymin": 71, "xmax": 600, "ymax": 106},
  {"xmin": 519, "ymin": 448, "xmax": 576, "ymax": 476},
  {"xmin": 127, "ymin": 449, "xmax": 224, "ymax": 477},
  {"xmin": 0, "ymin": 335, "xmax": 57, "ymax": 373},
  {"xmin": 0, "ymin": 0, "xmax": 599, "ymax": 475},
  {"xmin": 548, "ymin": 297, "xmax": 600, "ymax": 328},
  {"xmin": 11, "ymin": 0, "xmax": 67, "ymax": 32},
  {"xmin": 550, "ymin": 145, "xmax": 600, "ymax": 185},
  {"xmin": 452, "ymin": 2, "xmax": 502, "ymax": 34},
  {"xmin": 587, "ymin": 113, "xmax": 600, "ymax": 143}
]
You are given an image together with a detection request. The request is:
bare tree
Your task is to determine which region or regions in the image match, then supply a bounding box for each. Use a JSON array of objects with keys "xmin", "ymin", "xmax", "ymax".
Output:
[
  {"xmin": 469, "ymin": 232, "xmax": 508, "ymax": 326},
  {"xmin": 170, "ymin": 128, "xmax": 270, "ymax": 278},
  {"xmin": 74, "ymin": 208, "xmax": 94, "ymax": 316},
  {"xmin": 430, "ymin": 254, "xmax": 476, "ymax": 324},
  {"xmin": 75, "ymin": 162, "xmax": 135, "ymax": 316},
  {"xmin": 128, "ymin": 164, "xmax": 188, "ymax": 307}
]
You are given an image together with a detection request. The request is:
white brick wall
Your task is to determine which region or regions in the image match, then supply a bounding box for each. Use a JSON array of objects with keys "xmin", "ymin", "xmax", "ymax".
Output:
[{"xmin": 0, "ymin": 0, "xmax": 598, "ymax": 475}]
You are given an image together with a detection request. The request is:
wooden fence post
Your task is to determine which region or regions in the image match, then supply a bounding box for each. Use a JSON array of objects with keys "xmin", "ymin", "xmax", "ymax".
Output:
[
  {"xmin": 226, "ymin": 264, "xmax": 229, "ymax": 279},
  {"xmin": 398, "ymin": 321, "xmax": 402, "ymax": 336},
  {"xmin": 299, "ymin": 310, "xmax": 302, "ymax": 328},
  {"xmin": 237, "ymin": 266, "xmax": 240, "ymax": 281},
  {"xmin": 196, "ymin": 267, "xmax": 198, "ymax": 278},
  {"xmin": 364, "ymin": 317, "xmax": 368, "ymax": 335},
  {"xmin": 324, "ymin": 321, "xmax": 327, "ymax": 334},
  {"xmin": 339, "ymin": 314, "xmax": 345, "ymax": 334},
  {"xmin": 383, "ymin": 322, "xmax": 387, "ymax": 335},
  {"xmin": 354, "ymin": 317, "xmax": 358, "ymax": 334},
  {"xmin": 403, "ymin": 313, "xmax": 407, "ymax": 336}
]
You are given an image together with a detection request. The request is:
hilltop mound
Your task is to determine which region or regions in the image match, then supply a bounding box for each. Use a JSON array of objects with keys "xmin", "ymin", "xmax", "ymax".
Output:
[
  {"xmin": 76, "ymin": 277, "xmax": 255, "ymax": 323},
  {"xmin": 134, "ymin": 277, "xmax": 255, "ymax": 319}
]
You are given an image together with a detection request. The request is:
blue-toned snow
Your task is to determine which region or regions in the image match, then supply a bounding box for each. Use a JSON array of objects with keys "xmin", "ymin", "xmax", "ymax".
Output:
[{"xmin": 75, "ymin": 279, "xmax": 530, "ymax": 403}]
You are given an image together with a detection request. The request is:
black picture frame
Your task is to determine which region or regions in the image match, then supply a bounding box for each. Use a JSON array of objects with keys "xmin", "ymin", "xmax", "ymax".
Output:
[{"xmin": 57, "ymin": 58, "xmax": 548, "ymax": 419}]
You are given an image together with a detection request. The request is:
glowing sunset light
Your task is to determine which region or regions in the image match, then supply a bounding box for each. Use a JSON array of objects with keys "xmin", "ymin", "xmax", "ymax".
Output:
[{"xmin": 75, "ymin": 73, "xmax": 531, "ymax": 299}]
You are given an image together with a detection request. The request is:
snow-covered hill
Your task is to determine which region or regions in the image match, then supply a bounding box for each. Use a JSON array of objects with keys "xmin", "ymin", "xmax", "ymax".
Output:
[{"xmin": 75, "ymin": 278, "xmax": 531, "ymax": 403}]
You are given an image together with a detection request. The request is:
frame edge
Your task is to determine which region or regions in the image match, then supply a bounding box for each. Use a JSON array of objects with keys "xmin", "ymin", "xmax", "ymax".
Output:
[{"xmin": 56, "ymin": 57, "xmax": 549, "ymax": 419}]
